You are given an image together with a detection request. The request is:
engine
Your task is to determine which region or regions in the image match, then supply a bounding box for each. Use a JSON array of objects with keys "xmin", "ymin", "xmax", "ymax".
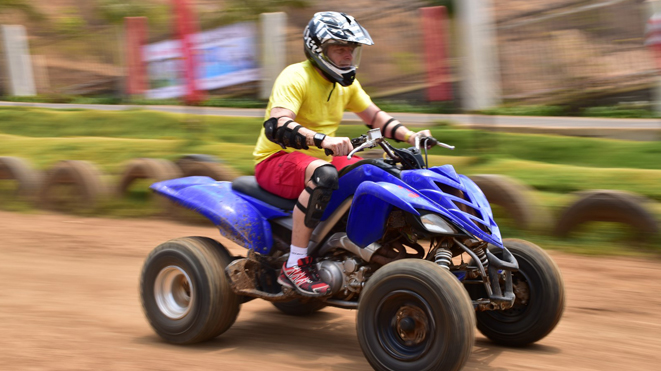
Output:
[{"xmin": 318, "ymin": 257, "xmax": 369, "ymax": 299}]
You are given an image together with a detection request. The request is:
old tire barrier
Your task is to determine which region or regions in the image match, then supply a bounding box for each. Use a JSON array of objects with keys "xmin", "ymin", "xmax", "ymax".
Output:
[
  {"xmin": 117, "ymin": 158, "xmax": 182, "ymax": 213},
  {"xmin": 117, "ymin": 158, "xmax": 182, "ymax": 196},
  {"xmin": 38, "ymin": 160, "xmax": 107, "ymax": 211},
  {"xmin": 176, "ymin": 154, "xmax": 241, "ymax": 181},
  {"xmin": 469, "ymin": 174, "xmax": 553, "ymax": 233},
  {"xmin": 553, "ymin": 190, "xmax": 659, "ymax": 239},
  {"xmin": 0, "ymin": 156, "xmax": 42, "ymax": 199},
  {"xmin": 176, "ymin": 155, "xmax": 240, "ymax": 181}
]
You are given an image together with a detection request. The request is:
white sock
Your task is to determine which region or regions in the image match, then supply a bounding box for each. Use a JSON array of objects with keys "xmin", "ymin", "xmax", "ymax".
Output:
[{"xmin": 287, "ymin": 245, "xmax": 307, "ymax": 268}]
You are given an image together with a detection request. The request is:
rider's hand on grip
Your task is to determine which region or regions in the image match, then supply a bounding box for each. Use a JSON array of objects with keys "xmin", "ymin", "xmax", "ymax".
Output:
[
  {"xmin": 321, "ymin": 136, "xmax": 352, "ymax": 157},
  {"xmin": 408, "ymin": 129, "xmax": 436, "ymax": 149}
]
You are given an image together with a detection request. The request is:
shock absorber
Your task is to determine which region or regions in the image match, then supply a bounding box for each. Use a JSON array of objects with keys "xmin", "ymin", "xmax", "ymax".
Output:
[
  {"xmin": 434, "ymin": 248, "xmax": 452, "ymax": 270},
  {"xmin": 474, "ymin": 246, "xmax": 489, "ymax": 269}
]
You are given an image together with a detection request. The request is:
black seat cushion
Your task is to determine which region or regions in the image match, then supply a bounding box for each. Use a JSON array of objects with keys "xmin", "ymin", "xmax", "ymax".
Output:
[{"xmin": 231, "ymin": 176, "xmax": 297, "ymax": 211}]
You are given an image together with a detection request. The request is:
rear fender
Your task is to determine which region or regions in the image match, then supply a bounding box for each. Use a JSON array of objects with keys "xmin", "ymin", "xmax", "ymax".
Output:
[
  {"xmin": 151, "ymin": 176, "xmax": 272, "ymax": 253},
  {"xmin": 347, "ymin": 181, "xmax": 447, "ymax": 247}
]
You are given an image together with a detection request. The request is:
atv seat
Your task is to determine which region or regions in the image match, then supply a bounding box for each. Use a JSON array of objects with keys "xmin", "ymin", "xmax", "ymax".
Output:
[{"xmin": 231, "ymin": 176, "xmax": 296, "ymax": 211}]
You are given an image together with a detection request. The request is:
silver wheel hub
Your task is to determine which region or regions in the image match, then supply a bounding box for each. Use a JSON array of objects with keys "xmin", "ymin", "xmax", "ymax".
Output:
[{"xmin": 154, "ymin": 266, "xmax": 193, "ymax": 320}]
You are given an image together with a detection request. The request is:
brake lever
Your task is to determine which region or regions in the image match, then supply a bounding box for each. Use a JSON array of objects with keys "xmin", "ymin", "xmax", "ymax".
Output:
[
  {"xmin": 415, "ymin": 136, "xmax": 455, "ymax": 150},
  {"xmin": 347, "ymin": 140, "xmax": 377, "ymax": 160}
]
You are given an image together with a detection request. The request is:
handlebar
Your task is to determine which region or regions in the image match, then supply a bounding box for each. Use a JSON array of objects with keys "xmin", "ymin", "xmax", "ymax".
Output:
[
  {"xmin": 324, "ymin": 130, "xmax": 454, "ymax": 157},
  {"xmin": 415, "ymin": 135, "xmax": 455, "ymax": 150}
]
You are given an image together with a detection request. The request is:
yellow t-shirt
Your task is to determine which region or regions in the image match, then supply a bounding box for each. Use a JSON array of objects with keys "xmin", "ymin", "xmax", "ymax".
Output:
[{"xmin": 253, "ymin": 60, "xmax": 372, "ymax": 164}]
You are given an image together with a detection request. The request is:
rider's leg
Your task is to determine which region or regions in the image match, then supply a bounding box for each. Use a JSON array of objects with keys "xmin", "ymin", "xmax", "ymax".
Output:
[
  {"xmin": 279, "ymin": 160, "xmax": 338, "ymax": 296},
  {"xmin": 288, "ymin": 159, "xmax": 328, "ymax": 266}
]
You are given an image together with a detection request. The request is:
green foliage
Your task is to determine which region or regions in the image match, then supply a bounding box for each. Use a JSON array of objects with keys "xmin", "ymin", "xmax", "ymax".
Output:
[
  {"xmin": 392, "ymin": 52, "xmax": 423, "ymax": 75},
  {"xmin": 96, "ymin": 0, "xmax": 151, "ymax": 25},
  {"xmin": 201, "ymin": 0, "xmax": 310, "ymax": 27},
  {"xmin": 0, "ymin": 0, "xmax": 44, "ymax": 21},
  {"xmin": 372, "ymin": 99, "xmax": 458, "ymax": 114},
  {"xmin": 581, "ymin": 106, "xmax": 657, "ymax": 119},
  {"xmin": 426, "ymin": 0, "xmax": 454, "ymax": 17},
  {"xmin": 54, "ymin": 8, "xmax": 87, "ymax": 36},
  {"xmin": 479, "ymin": 105, "xmax": 567, "ymax": 117}
]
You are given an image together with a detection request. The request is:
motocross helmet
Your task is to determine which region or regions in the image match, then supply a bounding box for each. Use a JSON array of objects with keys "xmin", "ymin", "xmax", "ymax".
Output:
[{"xmin": 304, "ymin": 11, "xmax": 374, "ymax": 86}]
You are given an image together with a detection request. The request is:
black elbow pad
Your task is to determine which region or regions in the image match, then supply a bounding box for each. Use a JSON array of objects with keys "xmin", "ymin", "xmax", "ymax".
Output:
[{"xmin": 264, "ymin": 117, "xmax": 278, "ymax": 142}]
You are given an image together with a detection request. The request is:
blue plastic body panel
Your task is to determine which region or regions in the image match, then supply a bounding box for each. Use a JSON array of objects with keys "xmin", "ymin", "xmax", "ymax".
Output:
[
  {"xmin": 323, "ymin": 164, "xmax": 412, "ymax": 220},
  {"xmin": 332, "ymin": 164, "xmax": 502, "ymax": 248},
  {"xmin": 150, "ymin": 160, "xmax": 504, "ymax": 255},
  {"xmin": 401, "ymin": 166, "xmax": 502, "ymax": 248},
  {"xmin": 150, "ymin": 176, "xmax": 284, "ymax": 253},
  {"xmin": 347, "ymin": 181, "xmax": 448, "ymax": 247}
]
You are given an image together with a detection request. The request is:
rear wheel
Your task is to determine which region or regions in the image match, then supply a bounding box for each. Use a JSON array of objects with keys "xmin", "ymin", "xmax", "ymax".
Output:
[
  {"xmin": 140, "ymin": 237, "xmax": 241, "ymax": 344},
  {"xmin": 357, "ymin": 259, "xmax": 475, "ymax": 371},
  {"xmin": 475, "ymin": 238, "xmax": 565, "ymax": 347}
]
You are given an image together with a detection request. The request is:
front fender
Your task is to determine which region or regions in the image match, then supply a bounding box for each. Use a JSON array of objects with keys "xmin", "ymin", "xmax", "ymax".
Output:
[
  {"xmin": 151, "ymin": 177, "xmax": 272, "ymax": 253},
  {"xmin": 347, "ymin": 181, "xmax": 446, "ymax": 248}
]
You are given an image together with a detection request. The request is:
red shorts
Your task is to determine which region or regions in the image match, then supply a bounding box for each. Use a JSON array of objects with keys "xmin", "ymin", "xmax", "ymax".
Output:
[{"xmin": 255, "ymin": 151, "xmax": 362, "ymax": 199}]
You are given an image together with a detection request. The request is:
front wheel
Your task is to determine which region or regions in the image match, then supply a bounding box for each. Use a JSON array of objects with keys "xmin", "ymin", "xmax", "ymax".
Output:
[
  {"xmin": 357, "ymin": 259, "xmax": 475, "ymax": 371},
  {"xmin": 476, "ymin": 238, "xmax": 565, "ymax": 347},
  {"xmin": 140, "ymin": 237, "xmax": 241, "ymax": 344}
]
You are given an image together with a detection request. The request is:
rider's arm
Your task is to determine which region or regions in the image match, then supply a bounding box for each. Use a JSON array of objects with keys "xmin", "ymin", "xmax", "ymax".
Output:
[
  {"xmin": 356, "ymin": 103, "xmax": 431, "ymax": 146},
  {"xmin": 267, "ymin": 107, "xmax": 352, "ymax": 156}
]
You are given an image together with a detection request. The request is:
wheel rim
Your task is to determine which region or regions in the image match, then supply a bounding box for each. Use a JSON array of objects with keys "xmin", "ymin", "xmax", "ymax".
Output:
[
  {"xmin": 154, "ymin": 266, "xmax": 194, "ymax": 320},
  {"xmin": 375, "ymin": 289, "xmax": 436, "ymax": 362}
]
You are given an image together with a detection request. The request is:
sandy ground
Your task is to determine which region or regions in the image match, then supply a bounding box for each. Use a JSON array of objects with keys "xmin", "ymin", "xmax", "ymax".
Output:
[{"xmin": 1, "ymin": 210, "xmax": 660, "ymax": 371}]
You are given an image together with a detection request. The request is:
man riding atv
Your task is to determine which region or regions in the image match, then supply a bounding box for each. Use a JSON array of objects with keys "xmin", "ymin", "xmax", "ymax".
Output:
[{"xmin": 253, "ymin": 11, "xmax": 434, "ymax": 296}]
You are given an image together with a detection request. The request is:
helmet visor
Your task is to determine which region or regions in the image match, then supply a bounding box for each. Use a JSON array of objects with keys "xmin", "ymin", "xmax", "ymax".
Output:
[{"xmin": 322, "ymin": 41, "xmax": 363, "ymax": 69}]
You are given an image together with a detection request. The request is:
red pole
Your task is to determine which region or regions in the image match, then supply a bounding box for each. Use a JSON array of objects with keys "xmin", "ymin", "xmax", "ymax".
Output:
[
  {"xmin": 421, "ymin": 6, "xmax": 452, "ymax": 102},
  {"xmin": 172, "ymin": 0, "xmax": 203, "ymax": 105},
  {"xmin": 125, "ymin": 17, "xmax": 147, "ymax": 96}
]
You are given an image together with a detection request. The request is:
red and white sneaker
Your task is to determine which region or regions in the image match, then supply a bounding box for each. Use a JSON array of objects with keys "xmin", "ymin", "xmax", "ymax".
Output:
[{"xmin": 277, "ymin": 257, "xmax": 330, "ymax": 297}]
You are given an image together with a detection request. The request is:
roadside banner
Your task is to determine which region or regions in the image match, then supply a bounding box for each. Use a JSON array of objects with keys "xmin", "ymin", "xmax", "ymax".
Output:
[
  {"xmin": 645, "ymin": 12, "xmax": 661, "ymax": 69},
  {"xmin": 144, "ymin": 39, "xmax": 184, "ymax": 99},
  {"xmin": 195, "ymin": 23, "xmax": 259, "ymax": 91},
  {"xmin": 144, "ymin": 22, "xmax": 259, "ymax": 100}
]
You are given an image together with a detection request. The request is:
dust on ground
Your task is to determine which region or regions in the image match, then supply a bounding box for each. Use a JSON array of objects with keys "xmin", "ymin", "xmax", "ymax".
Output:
[{"xmin": 1, "ymin": 210, "xmax": 660, "ymax": 370}]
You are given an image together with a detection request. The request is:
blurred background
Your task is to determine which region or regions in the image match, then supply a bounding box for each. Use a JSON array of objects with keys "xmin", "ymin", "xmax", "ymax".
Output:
[
  {"xmin": 0, "ymin": 0, "xmax": 656, "ymax": 114},
  {"xmin": 2, "ymin": 0, "xmax": 661, "ymax": 257}
]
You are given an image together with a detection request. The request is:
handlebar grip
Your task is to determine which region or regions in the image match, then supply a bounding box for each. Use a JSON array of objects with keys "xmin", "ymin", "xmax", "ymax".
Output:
[
  {"xmin": 324, "ymin": 148, "xmax": 334, "ymax": 156},
  {"xmin": 424, "ymin": 137, "xmax": 438, "ymax": 145}
]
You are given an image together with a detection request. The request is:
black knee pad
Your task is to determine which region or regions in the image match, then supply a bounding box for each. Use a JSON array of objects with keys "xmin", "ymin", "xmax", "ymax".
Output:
[{"xmin": 296, "ymin": 165, "xmax": 339, "ymax": 228}]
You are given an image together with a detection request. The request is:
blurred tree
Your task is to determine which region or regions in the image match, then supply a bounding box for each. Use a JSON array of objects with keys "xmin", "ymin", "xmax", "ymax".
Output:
[
  {"xmin": 0, "ymin": 0, "xmax": 44, "ymax": 21},
  {"xmin": 95, "ymin": 0, "xmax": 170, "ymax": 37},
  {"xmin": 96, "ymin": 0, "xmax": 151, "ymax": 25},
  {"xmin": 427, "ymin": 0, "xmax": 454, "ymax": 16},
  {"xmin": 55, "ymin": 8, "xmax": 87, "ymax": 36},
  {"xmin": 201, "ymin": 0, "xmax": 310, "ymax": 27}
]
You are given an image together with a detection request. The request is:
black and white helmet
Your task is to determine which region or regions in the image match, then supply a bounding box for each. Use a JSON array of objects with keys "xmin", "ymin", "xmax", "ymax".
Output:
[{"xmin": 304, "ymin": 12, "xmax": 374, "ymax": 86}]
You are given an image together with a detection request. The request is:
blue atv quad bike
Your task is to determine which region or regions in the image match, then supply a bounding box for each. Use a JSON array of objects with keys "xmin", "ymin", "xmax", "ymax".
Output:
[{"xmin": 140, "ymin": 129, "xmax": 565, "ymax": 371}]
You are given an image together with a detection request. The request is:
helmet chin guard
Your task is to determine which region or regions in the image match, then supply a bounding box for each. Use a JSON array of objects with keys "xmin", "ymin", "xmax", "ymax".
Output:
[{"xmin": 304, "ymin": 12, "xmax": 374, "ymax": 86}]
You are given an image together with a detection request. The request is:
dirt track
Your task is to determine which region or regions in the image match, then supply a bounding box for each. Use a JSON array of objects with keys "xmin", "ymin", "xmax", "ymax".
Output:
[{"xmin": 1, "ymin": 210, "xmax": 660, "ymax": 370}]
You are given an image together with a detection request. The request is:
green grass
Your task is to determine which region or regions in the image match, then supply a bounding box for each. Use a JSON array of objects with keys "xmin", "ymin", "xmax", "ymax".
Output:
[
  {"xmin": 1, "ymin": 106, "xmax": 661, "ymax": 256},
  {"xmin": 477, "ymin": 104, "xmax": 659, "ymax": 119}
]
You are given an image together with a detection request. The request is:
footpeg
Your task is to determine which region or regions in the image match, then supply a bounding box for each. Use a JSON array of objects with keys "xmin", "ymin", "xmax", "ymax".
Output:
[{"xmin": 225, "ymin": 257, "xmax": 298, "ymax": 302}]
